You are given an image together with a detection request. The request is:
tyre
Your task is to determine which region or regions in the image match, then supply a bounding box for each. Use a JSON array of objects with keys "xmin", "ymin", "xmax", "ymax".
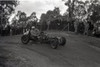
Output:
[
  {"xmin": 59, "ymin": 37, "xmax": 66, "ymax": 46},
  {"xmin": 50, "ymin": 38, "xmax": 58, "ymax": 49},
  {"xmin": 21, "ymin": 35, "xmax": 30, "ymax": 44}
]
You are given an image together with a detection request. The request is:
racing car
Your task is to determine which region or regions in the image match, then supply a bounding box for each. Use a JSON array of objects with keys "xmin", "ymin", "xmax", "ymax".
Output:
[{"xmin": 21, "ymin": 29, "xmax": 66, "ymax": 49}]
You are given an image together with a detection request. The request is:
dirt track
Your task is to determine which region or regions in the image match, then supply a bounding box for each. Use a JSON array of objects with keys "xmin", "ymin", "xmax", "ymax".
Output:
[{"xmin": 0, "ymin": 31, "xmax": 100, "ymax": 67}]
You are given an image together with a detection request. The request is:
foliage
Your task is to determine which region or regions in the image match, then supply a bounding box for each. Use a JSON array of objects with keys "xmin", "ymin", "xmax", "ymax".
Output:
[
  {"xmin": 40, "ymin": 7, "xmax": 63, "ymax": 30},
  {"xmin": 40, "ymin": 7, "xmax": 61, "ymax": 23},
  {"xmin": 0, "ymin": 0, "xmax": 19, "ymax": 25},
  {"xmin": 63, "ymin": 0, "xmax": 100, "ymax": 23},
  {"xmin": 89, "ymin": 0, "xmax": 100, "ymax": 22}
]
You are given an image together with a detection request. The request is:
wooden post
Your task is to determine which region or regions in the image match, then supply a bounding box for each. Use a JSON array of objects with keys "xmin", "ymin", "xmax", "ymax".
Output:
[{"xmin": 68, "ymin": 22, "xmax": 69, "ymax": 32}]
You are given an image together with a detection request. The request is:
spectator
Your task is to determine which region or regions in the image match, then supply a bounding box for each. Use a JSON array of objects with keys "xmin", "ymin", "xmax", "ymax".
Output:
[{"xmin": 88, "ymin": 21, "xmax": 94, "ymax": 36}]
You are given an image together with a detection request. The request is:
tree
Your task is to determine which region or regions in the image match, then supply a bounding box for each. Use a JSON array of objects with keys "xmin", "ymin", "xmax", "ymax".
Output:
[
  {"xmin": 39, "ymin": 13, "xmax": 47, "ymax": 30},
  {"xmin": 62, "ymin": 0, "xmax": 78, "ymax": 32},
  {"xmin": 0, "ymin": 0, "xmax": 19, "ymax": 25},
  {"xmin": 64, "ymin": 0, "xmax": 78, "ymax": 20},
  {"xmin": 89, "ymin": 0, "xmax": 100, "ymax": 23},
  {"xmin": 40, "ymin": 7, "xmax": 61, "ymax": 30}
]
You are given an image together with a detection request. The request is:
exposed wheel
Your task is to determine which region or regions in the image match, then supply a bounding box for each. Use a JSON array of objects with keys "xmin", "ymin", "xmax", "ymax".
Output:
[
  {"xmin": 21, "ymin": 35, "xmax": 30, "ymax": 44},
  {"xmin": 59, "ymin": 37, "xmax": 66, "ymax": 46},
  {"xmin": 50, "ymin": 38, "xmax": 58, "ymax": 49}
]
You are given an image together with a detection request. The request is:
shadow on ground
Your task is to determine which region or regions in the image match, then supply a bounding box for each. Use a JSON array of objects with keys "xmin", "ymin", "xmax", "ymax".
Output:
[{"xmin": 0, "ymin": 47, "xmax": 9, "ymax": 67}]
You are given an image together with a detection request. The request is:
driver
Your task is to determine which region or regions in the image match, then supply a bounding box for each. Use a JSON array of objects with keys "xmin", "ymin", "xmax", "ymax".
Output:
[{"xmin": 30, "ymin": 26, "xmax": 40, "ymax": 37}]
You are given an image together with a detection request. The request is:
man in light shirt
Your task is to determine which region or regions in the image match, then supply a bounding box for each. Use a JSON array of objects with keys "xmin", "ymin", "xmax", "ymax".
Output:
[{"xmin": 30, "ymin": 26, "xmax": 40, "ymax": 37}]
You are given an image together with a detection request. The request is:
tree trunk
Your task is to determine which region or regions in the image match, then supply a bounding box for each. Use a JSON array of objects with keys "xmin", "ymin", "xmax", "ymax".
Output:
[
  {"xmin": 84, "ymin": 21, "xmax": 89, "ymax": 35},
  {"xmin": 74, "ymin": 20, "xmax": 79, "ymax": 33}
]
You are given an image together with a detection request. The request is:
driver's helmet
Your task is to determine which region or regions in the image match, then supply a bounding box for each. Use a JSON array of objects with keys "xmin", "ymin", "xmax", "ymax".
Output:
[{"xmin": 31, "ymin": 26, "xmax": 35, "ymax": 30}]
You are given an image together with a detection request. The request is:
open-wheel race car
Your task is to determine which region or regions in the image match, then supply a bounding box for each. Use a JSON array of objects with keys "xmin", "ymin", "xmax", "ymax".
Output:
[{"xmin": 21, "ymin": 29, "xmax": 66, "ymax": 49}]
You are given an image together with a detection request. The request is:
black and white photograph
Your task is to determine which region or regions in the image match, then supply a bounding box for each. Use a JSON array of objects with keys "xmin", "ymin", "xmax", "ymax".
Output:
[{"xmin": 0, "ymin": 0, "xmax": 100, "ymax": 67}]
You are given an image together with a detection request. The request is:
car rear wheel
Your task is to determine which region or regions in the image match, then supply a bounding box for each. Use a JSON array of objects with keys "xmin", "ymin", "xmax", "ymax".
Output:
[
  {"xmin": 50, "ymin": 38, "xmax": 58, "ymax": 49},
  {"xmin": 59, "ymin": 37, "xmax": 66, "ymax": 46}
]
